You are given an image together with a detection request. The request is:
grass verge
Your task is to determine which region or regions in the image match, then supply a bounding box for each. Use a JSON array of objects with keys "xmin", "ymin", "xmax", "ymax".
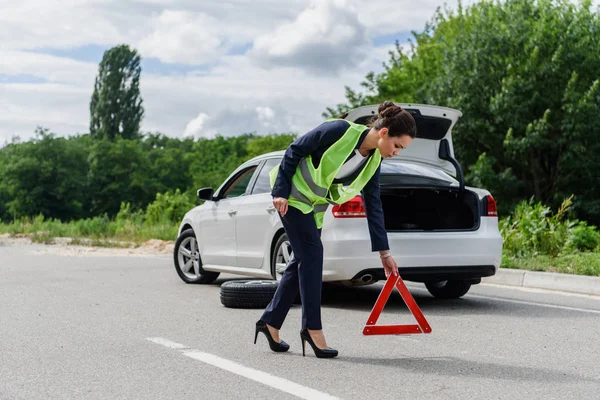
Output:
[
  {"xmin": 501, "ymin": 253, "xmax": 600, "ymax": 277},
  {"xmin": 0, "ymin": 215, "xmax": 177, "ymax": 247},
  {"xmin": 2, "ymin": 217, "xmax": 599, "ymax": 278}
]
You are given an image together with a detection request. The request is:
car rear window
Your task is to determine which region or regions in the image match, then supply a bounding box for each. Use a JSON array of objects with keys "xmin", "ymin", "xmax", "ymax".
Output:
[{"xmin": 380, "ymin": 160, "xmax": 457, "ymax": 186}]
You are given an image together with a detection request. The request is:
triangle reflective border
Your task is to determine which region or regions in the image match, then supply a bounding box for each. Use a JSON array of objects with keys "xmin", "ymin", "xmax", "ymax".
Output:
[{"xmin": 363, "ymin": 274, "xmax": 432, "ymax": 335}]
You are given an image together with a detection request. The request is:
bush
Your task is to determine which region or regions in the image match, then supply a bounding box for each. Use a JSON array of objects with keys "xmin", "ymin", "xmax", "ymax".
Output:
[
  {"xmin": 116, "ymin": 202, "xmax": 145, "ymax": 224},
  {"xmin": 500, "ymin": 196, "xmax": 576, "ymax": 257},
  {"xmin": 145, "ymin": 189, "xmax": 196, "ymax": 225},
  {"xmin": 565, "ymin": 222, "xmax": 600, "ymax": 253}
]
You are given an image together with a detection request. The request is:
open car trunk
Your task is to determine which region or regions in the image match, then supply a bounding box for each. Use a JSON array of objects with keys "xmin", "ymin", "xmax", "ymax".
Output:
[
  {"xmin": 380, "ymin": 186, "xmax": 480, "ymax": 232},
  {"xmin": 344, "ymin": 103, "xmax": 480, "ymax": 232}
]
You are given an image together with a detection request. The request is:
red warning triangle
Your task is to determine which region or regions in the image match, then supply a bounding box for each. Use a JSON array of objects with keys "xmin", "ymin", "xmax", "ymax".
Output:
[{"xmin": 363, "ymin": 273, "xmax": 432, "ymax": 335}]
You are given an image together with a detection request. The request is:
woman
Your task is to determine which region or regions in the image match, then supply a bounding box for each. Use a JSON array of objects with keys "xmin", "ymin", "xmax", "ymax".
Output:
[{"xmin": 254, "ymin": 101, "xmax": 417, "ymax": 358}]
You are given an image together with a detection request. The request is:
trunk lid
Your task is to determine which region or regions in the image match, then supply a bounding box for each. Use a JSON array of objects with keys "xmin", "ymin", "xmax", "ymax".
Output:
[{"xmin": 343, "ymin": 104, "xmax": 462, "ymax": 177}]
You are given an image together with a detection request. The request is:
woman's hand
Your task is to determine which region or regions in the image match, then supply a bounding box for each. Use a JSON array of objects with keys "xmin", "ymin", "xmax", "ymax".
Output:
[
  {"xmin": 381, "ymin": 254, "xmax": 399, "ymax": 279},
  {"xmin": 273, "ymin": 197, "xmax": 288, "ymax": 216}
]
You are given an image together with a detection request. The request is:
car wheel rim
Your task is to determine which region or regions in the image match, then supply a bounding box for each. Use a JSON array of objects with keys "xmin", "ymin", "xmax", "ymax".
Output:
[
  {"xmin": 178, "ymin": 237, "xmax": 201, "ymax": 280},
  {"xmin": 242, "ymin": 280, "xmax": 278, "ymax": 286},
  {"xmin": 275, "ymin": 240, "xmax": 293, "ymax": 281}
]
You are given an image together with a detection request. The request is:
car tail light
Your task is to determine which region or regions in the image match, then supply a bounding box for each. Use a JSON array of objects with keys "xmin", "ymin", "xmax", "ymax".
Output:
[
  {"xmin": 332, "ymin": 196, "xmax": 366, "ymax": 218},
  {"xmin": 485, "ymin": 195, "xmax": 498, "ymax": 217}
]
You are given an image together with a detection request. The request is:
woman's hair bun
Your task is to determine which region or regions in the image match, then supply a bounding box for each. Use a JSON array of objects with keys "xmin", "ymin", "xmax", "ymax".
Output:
[
  {"xmin": 372, "ymin": 100, "xmax": 416, "ymax": 138},
  {"xmin": 377, "ymin": 101, "xmax": 403, "ymax": 119}
]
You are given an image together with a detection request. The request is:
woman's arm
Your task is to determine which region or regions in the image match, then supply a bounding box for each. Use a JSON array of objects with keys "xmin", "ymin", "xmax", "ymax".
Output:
[
  {"xmin": 361, "ymin": 165, "xmax": 390, "ymax": 252},
  {"xmin": 362, "ymin": 166, "xmax": 399, "ymax": 278}
]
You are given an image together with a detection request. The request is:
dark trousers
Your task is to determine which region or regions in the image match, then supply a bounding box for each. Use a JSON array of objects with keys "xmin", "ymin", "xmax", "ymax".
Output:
[{"xmin": 260, "ymin": 206, "xmax": 323, "ymax": 330}]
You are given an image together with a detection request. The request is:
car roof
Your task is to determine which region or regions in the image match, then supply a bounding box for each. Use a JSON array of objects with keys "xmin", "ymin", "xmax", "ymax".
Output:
[
  {"xmin": 246, "ymin": 150, "xmax": 285, "ymax": 164},
  {"xmin": 246, "ymin": 150, "xmax": 455, "ymax": 181}
]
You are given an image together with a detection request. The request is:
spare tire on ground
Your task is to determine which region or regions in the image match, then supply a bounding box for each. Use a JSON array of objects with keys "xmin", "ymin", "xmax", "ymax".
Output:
[{"xmin": 220, "ymin": 280, "xmax": 279, "ymax": 309}]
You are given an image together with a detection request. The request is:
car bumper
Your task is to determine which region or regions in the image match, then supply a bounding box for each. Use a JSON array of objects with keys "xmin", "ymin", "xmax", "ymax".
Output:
[{"xmin": 320, "ymin": 217, "xmax": 503, "ymax": 282}]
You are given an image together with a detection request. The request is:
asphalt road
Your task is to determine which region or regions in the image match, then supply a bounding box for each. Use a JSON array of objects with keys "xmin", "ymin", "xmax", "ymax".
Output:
[{"xmin": 1, "ymin": 243, "xmax": 599, "ymax": 400}]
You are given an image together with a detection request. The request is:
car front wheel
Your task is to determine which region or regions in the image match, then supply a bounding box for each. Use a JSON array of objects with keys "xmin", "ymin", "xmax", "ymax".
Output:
[
  {"xmin": 425, "ymin": 280, "xmax": 471, "ymax": 299},
  {"xmin": 271, "ymin": 233, "xmax": 302, "ymax": 304},
  {"xmin": 173, "ymin": 229, "xmax": 220, "ymax": 284},
  {"xmin": 271, "ymin": 233, "xmax": 293, "ymax": 281}
]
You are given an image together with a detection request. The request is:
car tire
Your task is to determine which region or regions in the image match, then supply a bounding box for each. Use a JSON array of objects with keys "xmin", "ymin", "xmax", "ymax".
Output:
[
  {"xmin": 220, "ymin": 280, "xmax": 279, "ymax": 309},
  {"xmin": 425, "ymin": 280, "xmax": 472, "ymax": 299},
  {"xmin": 173, "ymin": 229, "xmax": 220, "ymax": 284},
  {"xmin": 271, "ymin": 233, "xmax": 292, "ymax": 280}
]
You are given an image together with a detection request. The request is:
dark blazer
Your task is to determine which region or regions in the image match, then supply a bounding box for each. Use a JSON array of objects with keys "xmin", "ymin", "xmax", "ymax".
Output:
[{"xmin": 271, "ymin": 119, "xmax": 389, "ymax": 252}]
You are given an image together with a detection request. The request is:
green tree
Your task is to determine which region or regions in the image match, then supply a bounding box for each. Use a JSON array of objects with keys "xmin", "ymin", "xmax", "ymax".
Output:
[
  {"xmin": 90, "ymin": 44, "xmax": 144, "ymax": 140},
  {"xmin": 323, "ymin": 4, "xmax": 465, "ymax": 118},
  {"xmin": 328, "ymin": 0, "xmax": 600, "ymax": 224},
  {"xmin": 140, "ymin": 133, "xmax": 193, "ymax": 196},
  {"xmin": 0, "ymin": 128, "xmax": 299, "ymax": 223},
  {"xmin": 87, "ymin": 138, "xmax": 153, "ymax": 216},
  {"xmin": 246, "ymin": 133, "xmax": 296, "ymax": 158},
  {"xmin": 186, "ymin": 135, "xmax": 253, "ymax": 191},
  {"xmin": 0, "ymin": 128, "xmax": 91, "ymax": 221}
]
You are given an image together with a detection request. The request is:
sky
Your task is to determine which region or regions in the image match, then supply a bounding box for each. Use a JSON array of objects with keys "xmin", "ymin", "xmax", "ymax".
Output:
[{"xmin": 0, "ymin": 0, "xmax": 498, "ymax": 142}]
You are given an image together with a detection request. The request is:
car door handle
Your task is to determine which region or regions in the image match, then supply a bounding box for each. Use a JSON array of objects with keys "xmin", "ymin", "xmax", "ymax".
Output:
[
  {"xmin": 228, "ymin": 210, "xmax": 237, "ymax": 216},
  {"xmin": 266, "ymin": 206, "xmax": 276, "ymax": 213}
]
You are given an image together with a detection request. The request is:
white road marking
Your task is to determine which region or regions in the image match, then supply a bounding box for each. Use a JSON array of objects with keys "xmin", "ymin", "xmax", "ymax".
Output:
[
  {"xmin": 147, "ymin": 337, "xmax": 188, "ymax": 349},
  {"xmin": 481, "ymin": 282, "xmax": 600, "ymax": 300},
  {"xmin": 147, "ymin": 337, "xmax": 340, "ymax": 400},
  {"xmin": 404, "ymin": 283, "xmax": 600, "ymax": 314},
  {"xmin": 466, "ymin": 294, "xmax": 600, "ymax": 315}
]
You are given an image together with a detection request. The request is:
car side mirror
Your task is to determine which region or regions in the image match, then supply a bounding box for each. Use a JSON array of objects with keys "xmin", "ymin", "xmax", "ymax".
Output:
[{"xmin": 197, "ymin": 187, "xmax": 215, "ymax": 202}]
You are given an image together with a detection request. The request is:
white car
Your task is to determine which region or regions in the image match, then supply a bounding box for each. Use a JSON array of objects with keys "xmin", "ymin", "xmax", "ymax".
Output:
[{"xmin": 174, "ymin": 104, "xmax": 503, "ymax": 299}]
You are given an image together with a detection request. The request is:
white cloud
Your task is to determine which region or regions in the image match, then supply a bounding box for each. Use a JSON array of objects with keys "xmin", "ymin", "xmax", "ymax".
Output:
[
  {"xmin": 135, "ymin": 54, "xmax": 352, "ymax": 139},
  {"xmin": 0, "ymin": 50, "xmax": 97, "ymax": 85},
  {"xmin": 256, "ymin": 106, "xmax": 275, "ymax": 127},
  {"xmin": 180, "ymin": 105, "xmax": 295, "ymax": 139},
  {"xmin": 353, "ymin": 0, "xmax": 463, "ymax": 36},
  {"xmin": 0, "ymin": 0, "xmax": 124, "ymax": 50},
  {"xmin": 0, "ymin": 83, "xmax": 91, "ymax": 141},
  {"xmin": 250, "ymin": 0, "xmax": 370, "ymax": 74},
  {"xmin": 0, "ymin": 0, "xmax": 462, "ymax": 142},
  {"xmin": 0, "ymin": 51, "xmax": 98, "ymax": 140},
  {"xmin": 0, "ymin": 39, "xmax": 399, "ymax": 142},
  {"xmin": 183, "ymin": 112, "xmax": 215, "ymax": 138},
  {"xmin": 137, "ymin": 10, "xmax": 223, "ymax": 65},
  {"xmin": 0, "ymin": 1, "xmax": 305, "ymax": 55}
]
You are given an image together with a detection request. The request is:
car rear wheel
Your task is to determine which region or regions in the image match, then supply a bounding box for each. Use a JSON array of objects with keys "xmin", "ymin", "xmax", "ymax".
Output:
[
  {"xmin": 174, "ymin": 229, "xmax": 220, "ymax": 284},
  {"xmin": 425, "ymin": 280, "xmax": 471, "ymax": 299}
]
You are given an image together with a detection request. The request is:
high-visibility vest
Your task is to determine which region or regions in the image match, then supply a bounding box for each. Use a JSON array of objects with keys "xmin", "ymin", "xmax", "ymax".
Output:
[{"xmin": 269, "ymin": 119, "xmax": 382, "ymax": 228}]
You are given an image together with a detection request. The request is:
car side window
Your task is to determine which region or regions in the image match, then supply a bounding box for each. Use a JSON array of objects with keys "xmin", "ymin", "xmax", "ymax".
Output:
[
  {"xmin": 251, "ymin": 158, "xmax": 281, "ymax": 195},
  {"xmin": 223, "ymin": 166, "xmax": 258, "ymax": 199}
]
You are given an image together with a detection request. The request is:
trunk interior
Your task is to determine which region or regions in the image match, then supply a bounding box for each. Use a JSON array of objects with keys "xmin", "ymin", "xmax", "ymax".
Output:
[{"xmin": 380, "ymin": 187, "xmax": 480, "ymax": 231}]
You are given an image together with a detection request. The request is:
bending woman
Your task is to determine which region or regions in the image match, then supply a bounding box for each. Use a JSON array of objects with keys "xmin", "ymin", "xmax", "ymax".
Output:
[{"xmin": 255, "ymin": 101, "xmax": 417, "ymax": 358}]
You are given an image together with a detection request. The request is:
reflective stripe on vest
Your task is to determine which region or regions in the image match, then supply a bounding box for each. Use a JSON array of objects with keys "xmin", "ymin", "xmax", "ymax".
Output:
[
  {"xmin": 313, "ymin": 203, "xmax": 329, "ymax": 213},
  {"xmin": 290, "ymin": 185, "xmax": 311, "ymax": 206},
  {"xmin": 299, "ymin": 158, "xmax": 328, "ymax": 198}
]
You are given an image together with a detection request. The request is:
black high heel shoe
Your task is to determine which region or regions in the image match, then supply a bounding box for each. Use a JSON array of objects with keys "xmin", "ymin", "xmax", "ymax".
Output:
[
  {"xmin": 254, "ymin": 320, "xmax": 289, "ymax": 352},
  {"xmin": 300, "ymin": 328, "xmax": 338, "ymax": 358}
]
